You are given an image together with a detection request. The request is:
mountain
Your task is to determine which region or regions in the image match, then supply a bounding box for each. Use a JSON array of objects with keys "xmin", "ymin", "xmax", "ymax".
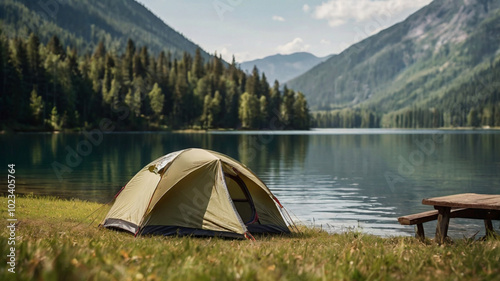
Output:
[
  {"xmin": 0, "ymin": 0, "xmax": 210, "ymax": 58},
  {"xmin": 288, "ymin": 0, "xmax": 500, "ymax": 123},
  {"xmin": 239, "ymin": 52, "xmax": 331, "ymax": 84}
]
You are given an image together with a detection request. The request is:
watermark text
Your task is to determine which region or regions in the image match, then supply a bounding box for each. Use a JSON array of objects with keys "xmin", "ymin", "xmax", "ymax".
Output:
[{"xmin": 6, "ymin": 164, "xmax": 17, "ymax": 274}]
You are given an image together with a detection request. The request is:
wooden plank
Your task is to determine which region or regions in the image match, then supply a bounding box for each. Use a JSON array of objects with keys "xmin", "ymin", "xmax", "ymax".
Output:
[
  {"xmin": 397, "ymin": 208, "xmax": 468, "ymax": 225},
  {"xmin": 435, "ymin": 207, "xmax": 451, "ymax": 244},
  {"xmin": 398, "ymin": 210, "xmax": 439, "ymax": 225},
  {"xmin": 450, "ymin": 208, "xmax": 500, "ymax": 220},
  {"xmin": 422, "ymin": 193, "xmax": 500, "ymax": 210}
]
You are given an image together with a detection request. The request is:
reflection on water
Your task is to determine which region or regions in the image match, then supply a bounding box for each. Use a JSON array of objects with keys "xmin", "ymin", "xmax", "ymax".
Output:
[{"xmin": 1, "ymin": 129, "xmax": 499, "ymax": 237}]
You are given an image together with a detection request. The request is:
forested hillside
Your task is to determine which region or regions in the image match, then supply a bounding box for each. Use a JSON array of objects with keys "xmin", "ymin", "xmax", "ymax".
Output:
[
  {"xmin": 291, "ymin": 0, "xmax": 500, "ymax": 128},
  {"xmin": 0, "ymin": 0, "xmax": 210, "ymax": 59},
  {"xmin": 0, "ymin": 32, "xmax": 310, "ymax": 131}
]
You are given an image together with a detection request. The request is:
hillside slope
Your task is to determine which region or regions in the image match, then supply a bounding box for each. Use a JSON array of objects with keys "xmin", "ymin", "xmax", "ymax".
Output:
[
  {"xmin": 240, "ymin": 52, "xmax": 331, "ymax": 84},
  {"xmin": 0, "ymin": 0, "xmax": 210, "ymax": 58},
  {"xmin": 288, "ymin": 0, "xmax": 500, "ymax": 114}
]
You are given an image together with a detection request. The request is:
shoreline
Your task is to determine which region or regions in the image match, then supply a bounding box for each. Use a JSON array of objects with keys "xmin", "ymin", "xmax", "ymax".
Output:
[{"xmin": 2, "ymin": 126, "xmax": 500, "ymax": 134}]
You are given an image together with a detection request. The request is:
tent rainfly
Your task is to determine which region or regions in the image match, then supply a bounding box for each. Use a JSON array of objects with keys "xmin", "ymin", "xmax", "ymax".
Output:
[{"xmin": 101, "ymin": 148, "xmax": 293, "ymax": 239}]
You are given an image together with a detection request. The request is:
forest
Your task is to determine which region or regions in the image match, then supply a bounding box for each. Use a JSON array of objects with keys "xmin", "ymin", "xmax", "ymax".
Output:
[
  {"xmin": 2, "ymin": 29, "xmax": 499, "ymax": 131},
  {"xmin": 0, "ymin": 31, "xmax": 310, "ymax": 131},
  {"xmin": 312, "ymin": 56, "xmax": 500, "ymax": 129}
]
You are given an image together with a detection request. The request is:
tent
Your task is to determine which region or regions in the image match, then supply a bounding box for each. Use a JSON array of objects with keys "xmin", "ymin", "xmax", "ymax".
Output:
[{"xmin": 102, "ymin": 148, "xmax": 292, "ymax": 239}]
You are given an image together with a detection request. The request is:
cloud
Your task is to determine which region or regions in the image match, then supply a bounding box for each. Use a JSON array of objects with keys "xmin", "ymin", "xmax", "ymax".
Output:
[
  {"xmin": 216, "ymin": 45, "xmax": 246, "ymax": 62},
  {"xmin": 320, "ymin": 39, "xmax": 331, "ymax": 45},
  {"xmin": 233, "ymin": 52, "xmax": 251, "ymax": 63},
  {"xmin": 217, "ymin": 46, "xmax": 232, "ymax": 61},
  {"xmin": 303, "ymin": 4, "xmax": 310, "ymax": 13},
  {"xmin": 276, "ymin": 38, "xmax": 311, "ymax": 54},
  {"xmin": 312, "ymin": 0, "xmax": 432, "ymax": 27},
  {"xmin": 272, "ymin": 15, "xmax": 285, "ymax": 22}
]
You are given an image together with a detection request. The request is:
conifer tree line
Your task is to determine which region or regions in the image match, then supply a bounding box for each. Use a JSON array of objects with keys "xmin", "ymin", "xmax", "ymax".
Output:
[
  {"xmin": 312, "ymin": 109, "xmax": 380, "ymax": 128},
  {"xmin": 312, "ymin": 57, "xmax": 500, "ymax": 129},
  {"xmin": 0, "ymin": 31, "xmax": 311, "ymax": 131}
]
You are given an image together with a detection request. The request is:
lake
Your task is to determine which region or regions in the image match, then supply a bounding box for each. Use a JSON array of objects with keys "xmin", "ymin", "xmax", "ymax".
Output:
[{"xmin": 1, "ymin": 129, "xmax": 499, "ymax": 237}]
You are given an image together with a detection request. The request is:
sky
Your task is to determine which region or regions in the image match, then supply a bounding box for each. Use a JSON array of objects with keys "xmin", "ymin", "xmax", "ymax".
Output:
[{"xmin": 138, "ymin": 0, "xmax": 432, "ymax": 63}]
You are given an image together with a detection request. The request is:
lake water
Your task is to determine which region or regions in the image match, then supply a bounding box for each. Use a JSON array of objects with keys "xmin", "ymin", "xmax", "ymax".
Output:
[{"xmin": 1, "ymin": 129, "xmax": 499, "ymax": 237}]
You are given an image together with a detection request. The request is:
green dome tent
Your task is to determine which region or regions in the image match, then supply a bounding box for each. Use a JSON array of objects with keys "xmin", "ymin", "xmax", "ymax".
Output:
[{"xmin": 102, "ymin": 148, "xmax": 293, "ymax": 239}]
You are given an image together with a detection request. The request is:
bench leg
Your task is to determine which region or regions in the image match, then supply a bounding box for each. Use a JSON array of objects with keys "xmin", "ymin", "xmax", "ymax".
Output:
[
  {"xmin": 484, "ymin": 219, "xmax": 494, "ymax": 236},
  {"xmin": 416, "ymin": 224, "xmax": 425, "ymax": 241},
  {"xmin": 435, "ymin": 207, "xmax": 451, "ymax": 244}
]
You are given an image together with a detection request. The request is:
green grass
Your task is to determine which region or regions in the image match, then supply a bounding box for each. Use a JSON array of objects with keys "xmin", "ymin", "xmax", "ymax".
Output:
[{"xmin": 1, "ymin": 195, "xmax": 499, "ymax": 281}]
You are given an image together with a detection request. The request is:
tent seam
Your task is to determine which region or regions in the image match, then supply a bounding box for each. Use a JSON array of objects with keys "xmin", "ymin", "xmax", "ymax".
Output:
[
  {"xmin": 136, "ymin": 149, "xmax": 189, "ymax": 234},
  {"xmin": 218, "ymin": 160, "xmax": 249, "ymax": 234},
  {"xmin": 142, "ymin": 159, "xmax": 220, "ymax": 224}
]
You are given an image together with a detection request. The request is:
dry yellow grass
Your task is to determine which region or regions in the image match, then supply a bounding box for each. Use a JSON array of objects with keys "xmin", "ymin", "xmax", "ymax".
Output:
[{"xmin": 1, "ymin": 195, "xmax": 499, "ymax": 280}]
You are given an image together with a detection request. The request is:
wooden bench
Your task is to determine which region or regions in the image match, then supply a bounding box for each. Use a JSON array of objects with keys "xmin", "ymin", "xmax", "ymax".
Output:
[{"xmin": 398, "ymin": 208, "xmax": 468, "ymax": 241}]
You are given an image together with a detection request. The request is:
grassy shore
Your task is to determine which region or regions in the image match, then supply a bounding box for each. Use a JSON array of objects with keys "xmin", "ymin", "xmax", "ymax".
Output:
[{"xmin": 1, "ymin": 196, "xmax": 499, "ymax": 281}]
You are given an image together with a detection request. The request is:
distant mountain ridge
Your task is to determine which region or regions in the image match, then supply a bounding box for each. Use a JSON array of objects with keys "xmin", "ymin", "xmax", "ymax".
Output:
[
  {"xmin": 239, "ymin": 52, "xmax": 331, "ymax": 84},
  {"xmin": 288, "ymin": 0, "xmax": 500, "ymax": 115},
  {"xmin": 0, "ymin": 0, "xmax": 211, "ymax": 58}
]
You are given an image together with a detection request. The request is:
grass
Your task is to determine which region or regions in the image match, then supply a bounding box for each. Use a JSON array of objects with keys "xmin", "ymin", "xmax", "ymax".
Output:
[{"xmin": 1, "ymin": 196, "xmax": 499, "ymax": 281}]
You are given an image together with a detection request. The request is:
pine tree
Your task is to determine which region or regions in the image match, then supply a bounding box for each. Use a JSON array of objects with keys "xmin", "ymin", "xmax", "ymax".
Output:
[
  {"xmin": 202, "ymin": 94, "xmax": 212, "ymax": 129},
  {"xmin": 269, "ymin": 80, "xmax": 281, "ymax": 119},
  {"xmin": 132, "ymin": 76, "xmax": 145, "ymax": 116},
  {"xmin": 103, "ymin": 78, "xmax": 120, "ymax": 106},
  {"xmin": 50, "ymin": 106, "xmax": 60, "ymax": 130},
  {"xmin": 228, "ymin": 55, "xmax": 239, "ymax": 82},
  {"xmin": 157, "ymin": 51, "xmax": 169, "ymax": 85},
  {"xmin": 245, "ymin": 66, "xmax": 260, "ymax": 97},
  {"xmin": 259, "ymin": 95, "xmax": 269, "ymax": 128},
  {"xmin": 133, "ymin": 88, "xmax": 143, "ymax": 117},
  {"xmin": 133, "ymin": 53, "xmax": 146, "ymax": 78},
  {"xmin": 29, "ymin": 88, "xmax": 44, "ymax": 124},
  {"xmin": 172, "ymin": 61, "xmax": 190, "ymax": 128},
  {"xmin": 494, "ymin": 103, "xmax": 500, "ymax": 127},
  {"xmin": 47, "ymin": 35, "xmax": 65, "ymax": 59},
  {"xmin": 10, "ymin": 38, "xmax": 31, "ymax": 122},
  {"xmin": 281, "ymin": 86, "xmax": 295, "ymax": 128},
  {"xmin": 93, "ymin": 40, "xmax": 106, "ymax": 59},
  {"xmin": 124, "ymin": 88, "xmax": 134, "ymax": 113},
  {"xmin": 212, "ymin": 53, "xmax": 223, "ymax": 78},
  {"xmin": 467, "ymin": 108, "xmax": 480, "ymax": 127},
  {"xmin": 224, "ymin": 79, "xmax": 240, "ymax": 128},
  {"xmin": 192, "ymin": 48, "xmax": 204, "ymax": 79},
  {"xmin": 0, "ymin": 30, "xmax": 9, "ymax": 122},
  {"xmin": 122, "ymin": 39, "xmax": 136, "ymax": 82},
  {"xmin": 104, "ymin": 53, "xmax": 115, "ymax": 74},
  {"xmin": 148, "ymin": 83, "xmax": 164, "ymax": 120},
  {"xmin": 260, "ymin": 73, "xmax": 270, "ymax": 99},
  {"xmin": 239, "ymin": 92, "xmax": 259, "ymax": 129},
  {"xmin": 27, "ymin": 33, "xmax": 42, "ymax": 85},
  {"xmin": 193, "ymin": 77, "xmax": 210, "ymax": 123},
  {"xmin": 292, "ymin": 92, "xmax": 310, "ymax": 129},
  {"xmin": 210, "ymin": 90, "xmax": 222, "ymax": 128},
  {"xmin": 140, "ymin": 46, "xmax": 149, "ymax": 71}
]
